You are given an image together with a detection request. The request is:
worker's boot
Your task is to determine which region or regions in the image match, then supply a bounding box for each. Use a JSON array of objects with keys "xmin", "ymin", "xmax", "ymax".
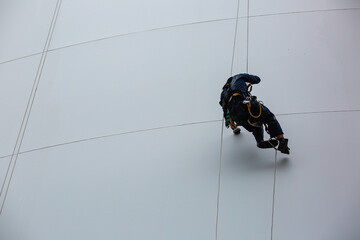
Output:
[
  {"xmin": 278, "ymin": 138, "xmax": 290, "ymax": 154},
  {"xmin": 257, "ymin": 139, "xmax": 278, "ymax": 149},
  {"xmin": 233, "ymin": 128, "xmax": 241, "ymax": 135}
]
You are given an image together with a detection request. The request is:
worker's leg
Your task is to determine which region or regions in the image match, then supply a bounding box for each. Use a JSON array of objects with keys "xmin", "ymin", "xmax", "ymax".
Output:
[
  {"xmin": 238, "ymin": 119, "xmax": 264, "ymax": 143},
  {"xmin": 261, "ymin": 105, "xmax": 289, "ymax": 154},
  {"xmin": 252, "ymin": 126, "xmax": 264, "ymax": 144},
  {"xmin": 260, "ymin": 105, "xmax": 283, "ymax": 139}
]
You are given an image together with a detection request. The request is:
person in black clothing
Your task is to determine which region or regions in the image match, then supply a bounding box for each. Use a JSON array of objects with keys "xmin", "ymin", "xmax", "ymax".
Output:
[{"xmin": 219, "ymin": 73, "xmax": 290, "ymax": 154}]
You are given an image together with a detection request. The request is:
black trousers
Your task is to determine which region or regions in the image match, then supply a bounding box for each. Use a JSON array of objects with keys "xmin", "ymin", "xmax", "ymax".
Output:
[{"xmin": 230, "ymin": 100, "xmax": 284, "ymax": 143}]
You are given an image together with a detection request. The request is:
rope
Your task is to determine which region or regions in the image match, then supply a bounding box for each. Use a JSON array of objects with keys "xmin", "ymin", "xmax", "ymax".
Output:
[
  {"xmin": 246, "ymin": 101, "xmax": 262, "ymax": 118},
  {"xmin": 268, "ymin": 138, "xmax": 279, "ymax": 151},
  {"xmin": 246, "ymin": 0, "xmax": 250, "ymax": 73},
  {"xmin": 216, "ymin": 1, "xmax": 241, "ymax": 239},
  {"xmin": 229, "ymin": 117, "xmax": 238, "ymax": 130},
  {"xmin": 271, "ymin": 150, "xmax": 278, "ymax": 240}
]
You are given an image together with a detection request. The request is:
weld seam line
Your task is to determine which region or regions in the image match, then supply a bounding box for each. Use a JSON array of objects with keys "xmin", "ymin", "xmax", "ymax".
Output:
[
  {"xmin": 1, "ymin": 7, "xmax": 358, "ymax": 65},
  {"xmin": 0, "ymin": 0, "xmax": 61, "ymax": 203},
  {"xmin": 249, "ymin": 7, "xmax": 360, "ymax": 19},
  {"xmin": 277, "ymin": 109, "xmax": 360, "ymax": 116},
  {"xmin": 0, "ymin": 109, "xmax": 359, "ymax": 160},
  {"xmin": 50, "ymin": 7, "xmax": 359, "ymax": 53},
  {"xmin": 0, "ymin": 0, "xmax": 63, "ymax": 215},
  {"xmin": 0, "ymin": 120, "xmax": 220, "ymax": 160},
  {"xmin": 0, "ymin": 53, "xmax": 43, "ymax": 65},
  {"xmin": 47, "ymin": 18, "xmax": 236, "ymax": 53},
  {"xmin": 0, "ymin": 18, "xmax": 235, "ymax": 65}
]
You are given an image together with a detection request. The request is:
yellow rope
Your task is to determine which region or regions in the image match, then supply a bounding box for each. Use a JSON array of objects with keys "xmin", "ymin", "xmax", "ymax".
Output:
[
  {"xmin": 229, "ymin": 117, "xmax": 238, "ymax": 130},
  {"xmin": 247, "ymin": 101, "xmax": 262, "ymax": 118}
]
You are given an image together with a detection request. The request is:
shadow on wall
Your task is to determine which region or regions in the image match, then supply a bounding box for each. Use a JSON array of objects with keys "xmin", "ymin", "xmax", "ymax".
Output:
[{"xmin": 222, "ymin": 131, "xmax": 291, "ymax": 172}]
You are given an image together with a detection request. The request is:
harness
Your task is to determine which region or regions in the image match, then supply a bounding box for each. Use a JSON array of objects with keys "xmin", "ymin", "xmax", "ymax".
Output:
[
  {"xmin": 222, "ymin": 80, "xmax": 277, "ymax": 149},
  {"xmin": 227, "ymin": 84, "xmax": 262, "ymax": 119},
  {"xmin": 246, "ymin": 99, "xmax": 262, "ymax": 119}
]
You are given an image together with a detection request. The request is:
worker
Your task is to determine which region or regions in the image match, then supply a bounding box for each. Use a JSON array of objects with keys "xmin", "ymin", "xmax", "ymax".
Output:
[{"xmin": 219, "ymin": 73, "xmax": 290, "ymax": 154}]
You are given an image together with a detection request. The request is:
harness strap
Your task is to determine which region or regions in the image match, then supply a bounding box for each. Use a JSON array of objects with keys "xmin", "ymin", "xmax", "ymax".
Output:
[
  {"xmin": 246, "ymin": 83, "xmax": 253, "ymax": 93},
  {"xmin": 229, "ymin": 117, "xmax": 238, "ymax": 130},
  {"xmin": 228, "ymin": 92, "xmax": 262, "ymax": 119},
  {"xmin": 246, "ymin": 101, "xmax": 262, "ymax": 118},
  {"xmin": 228, "ymin": 92, "xmax": 243, "ymax": 104}
]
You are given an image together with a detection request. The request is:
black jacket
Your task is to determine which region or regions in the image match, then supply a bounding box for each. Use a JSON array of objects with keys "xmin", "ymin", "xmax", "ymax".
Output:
[{"xmin": 219, "ymin": 73, "xmax": 261, "ymax": 117}]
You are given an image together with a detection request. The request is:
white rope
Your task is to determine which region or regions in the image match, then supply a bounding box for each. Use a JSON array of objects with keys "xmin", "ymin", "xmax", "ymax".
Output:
[
  {"xmin": 246, "ymin": 0, "xmax": 250, "ymax": 73},
  {"xmin": 271, "ymin": 150, "xmax": 278, "ymax": 240},
  {"xmin": 216, "ymin": 1, "xmax": 241, "ymax": 239}
]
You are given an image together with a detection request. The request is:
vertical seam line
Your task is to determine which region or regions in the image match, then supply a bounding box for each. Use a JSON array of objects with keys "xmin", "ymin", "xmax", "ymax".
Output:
[
  {"xmin": 0, "ymin": 0, "xmax": 63, "ymax": 215},
  {"xmin": 0, "ymin": 0, "xmax": 61, "ymax": 201}
]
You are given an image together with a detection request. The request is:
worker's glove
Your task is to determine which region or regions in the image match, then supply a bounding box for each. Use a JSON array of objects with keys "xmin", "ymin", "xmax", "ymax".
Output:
[{"xmin": 225, "ymin": 113, "xmax": 231, "ymax": 128}]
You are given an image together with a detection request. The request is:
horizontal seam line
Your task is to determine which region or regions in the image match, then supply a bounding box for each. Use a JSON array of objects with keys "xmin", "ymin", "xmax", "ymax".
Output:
[
  {"xmin": 0, "ymin": 110, "xmax": 359, "ymax": 159},
  {"xmin": 0, "ymin": 18, "xmax": 235, "ymax": 64},
  {"xmin": 42, "ymin": 7, "xmax": 360, "ymax": 52},
  {"xmin": 277, "ymin": 109, "xmax": 360, "ymax": 116},
  {"xmin": 247, "ymin": 7, "xmax": 360, "ymax": 18},
  {"xmin": 0, "ymin": 53, "xmax": 43, "ymax": 65},
  {"xmin": 47, "ymin": 17, "xmax": 235, "ymax": 52},
  {"xmin": 0, "ymin": 120, "xmax": 221, "ymax": 159},
  {"xmin": 1, "ymin": 7, "xmax": 358, "ymax": 63}
]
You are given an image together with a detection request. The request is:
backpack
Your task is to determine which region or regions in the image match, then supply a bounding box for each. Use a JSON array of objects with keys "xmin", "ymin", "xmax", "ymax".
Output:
[
  {"xmin": 220, "ymin": 77, "xmax": 261, "ymax": 119},
  {"xmin": 222, "ymin": 77, "xmax": 253, "ymax": 104}
]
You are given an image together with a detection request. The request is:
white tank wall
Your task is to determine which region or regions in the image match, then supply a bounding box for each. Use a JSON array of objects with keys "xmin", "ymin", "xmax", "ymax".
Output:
[{"xmin": 1, "ymin": 1, "xmax": 360, "ymax": 239}]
